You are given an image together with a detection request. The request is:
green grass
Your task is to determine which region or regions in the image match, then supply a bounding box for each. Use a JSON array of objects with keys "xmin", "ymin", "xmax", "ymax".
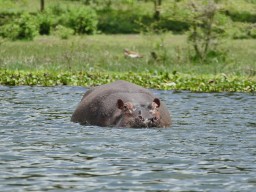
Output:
[
  {"xmin": 0, "ymin": 34, "xmax": 255, "ymax": 77},
  {"xmin": 0, "ymin": 0, "xmax": 154, "ymax": 15},
  {"xmin": 0, "ymin": 0, "xmax": 82, "ymax": 13},
  {"xmin": 0, "ymin": 34, "xmax": 255, "ymax": 92}
]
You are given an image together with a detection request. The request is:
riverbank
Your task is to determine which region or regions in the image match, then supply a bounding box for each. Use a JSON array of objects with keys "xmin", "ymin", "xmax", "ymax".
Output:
[{"xmin": 0, "ymin": 35, "xmax": 255, "ymax": 92}]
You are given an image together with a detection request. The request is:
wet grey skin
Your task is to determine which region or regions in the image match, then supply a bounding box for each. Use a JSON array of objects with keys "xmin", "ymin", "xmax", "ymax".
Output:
[{"xmin": 71, "ymin": 80, "xmax": 171, "ymax": 128}]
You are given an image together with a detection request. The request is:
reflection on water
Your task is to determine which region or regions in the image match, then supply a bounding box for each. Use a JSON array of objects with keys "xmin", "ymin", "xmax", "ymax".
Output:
[{"xmin": 0, "ymin": 86, "xmax": 255, "ymax": 191}]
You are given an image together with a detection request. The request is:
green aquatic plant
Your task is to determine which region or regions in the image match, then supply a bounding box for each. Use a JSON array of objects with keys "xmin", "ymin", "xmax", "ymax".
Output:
[{"xmin": 0, "ymin": 69, "xmax": 255, "ymax": 93}]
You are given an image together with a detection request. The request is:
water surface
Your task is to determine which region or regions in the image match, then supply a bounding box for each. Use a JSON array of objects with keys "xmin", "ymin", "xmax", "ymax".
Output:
[{"xmin": 0, "ymin": 86, "xmax": 255, "ymax": 191}]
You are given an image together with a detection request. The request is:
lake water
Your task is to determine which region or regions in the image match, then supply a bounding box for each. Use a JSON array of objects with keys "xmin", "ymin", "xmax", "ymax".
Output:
[{"xmin": 0, "ymin": 86, "xmax": 255, "ymax": 192}]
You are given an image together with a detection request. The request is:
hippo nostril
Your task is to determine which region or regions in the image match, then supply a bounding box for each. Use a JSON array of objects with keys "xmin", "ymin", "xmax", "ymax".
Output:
[
  {"xmin": 149, "ymin": 117, "xmax": 158, "ymax": 122},
  {"xmin": 138, "ymin": 115, "xmax": 144, "ymax": 121}
]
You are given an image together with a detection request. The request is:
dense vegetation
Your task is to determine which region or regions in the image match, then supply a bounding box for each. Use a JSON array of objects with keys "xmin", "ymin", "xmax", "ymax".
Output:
[
  {"xmin": 0, "ymin": 0, "xmax": 255, "ymax": 92},
  {"xmin": 0, "ymin": 35, "xmax": 255, "ymax": 92},
  {"xmin": 1, "ymin": 70, "xmax": 255, "ymax": 92},
  {"xmin": 1, "ymin": 0, "xmax": 256, "ymax": 38}
]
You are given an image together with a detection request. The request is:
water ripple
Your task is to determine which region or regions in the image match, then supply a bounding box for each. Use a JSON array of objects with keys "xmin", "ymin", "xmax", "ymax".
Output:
[{"xmin": 0, "ymin": 86, "xmax": 255, "ymax": 191}]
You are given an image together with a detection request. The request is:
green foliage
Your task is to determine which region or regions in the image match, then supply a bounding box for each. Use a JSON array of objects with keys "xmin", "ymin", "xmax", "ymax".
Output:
[
  {"xmin": 98, "ymin": 9, "xmax": 141, "ymax": 34},
  {"xmin": 185, "ymin": 0, "xmax": 228, "ymax": 62},
  {"xmin": 37, "ymin": 12, "xmax": 53, "ymax": 35},
  {"xmin": 0, "ymin": 12, "xmax": 38, "ymax": 40},
  {"xmin": 245, "ymin": 0, "xmax": 256, "ymax": 3},
  {"xmin": 16, "ymin": 12, "xmax": 38, "ymax": 40},
  {"xmin": 98, "ymin": 10, "xmax": 189, "ymax": 35},
  {"xmin": 226, "ymin": 11, "xmax": 256, "ymax": 23},
  {"xmin": 249, "ymin": 25, "xmax": 256, "ymax": 38},
  {"xmin": 231, "ymin": 23, "xmax": 250, "ymax": 39},
  {"xmin": 228, "ymin": 22, "xmax": 256, "ymax": 39},
  {"xmin": 0, "ymin": 69, "xmax": 255, "ymax": 92},
  {"xmin": 0, "ymin": 4, "xmax": 98, "ymax": 39},
  {"xmin": 222, "ymin": 0, "xmax": 256, "ymax": 23},
  {"xmin": 61, "ymin": 7, "xmax": 98, "ymax": 34},
  {"xmin": 49, "ymin": 3, "xmax": 67, "ymax": 16},
  {"xmin": 1, "ymin": 0, "xmax": 256, "ymax": 38},
  {"xmin": 54, "ymin": 25, "xmax": 74, "ymax": 39},
  {"xmin": 0, "ymin": 23, "xmax": 20, "ymax": 40}
]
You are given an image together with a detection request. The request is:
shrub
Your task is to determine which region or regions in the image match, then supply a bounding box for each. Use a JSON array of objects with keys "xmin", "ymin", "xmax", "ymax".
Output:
[
  {"xmin": 225, "ymin": 11, "xmax": 256, "ymax": 23},
  {"xmin": 97, "ymin": 7, "xmax": 189, "ymax": 34},
  {"xmin": 229, "ymin": 23, "xmax": 256, "ymax": 39},
  {"xmin": 248, "ymin": 24, "xmax": 256, "ymax": 38},
  {"xmin": 15, "ymin": 12, "xmax": 38, "ymax": 40},
  {"xmin": 231, "ymin": 23, "xmax": 250, "ymax": 39},
  {"xmin": 186, "ymin": 1, "xmax": 227, "ymax": 62},
  {"xmin": 49, "ymin": 3, "xmax": 67, "ymax": 16},
  {"xmin": 54, "ymin": 25, "xmax": 74, "ymax": 39},
  {"xmin": 97, "ymin": 9, "xmax": 141, "ymax": 34},
  {"xmin": 0, "ymin": 23, "xmax": 20, "ymax": 40},
  {"xmin": 62, "ymin": 7, "xmax": 98, "ymax": 34},
  {"xmin": 37, "ymin": 12, "xmax": 53, "ymax": 35},
  {"xmin": 1, "ymin": 12, "xmax": 38, "ymax": 40}
]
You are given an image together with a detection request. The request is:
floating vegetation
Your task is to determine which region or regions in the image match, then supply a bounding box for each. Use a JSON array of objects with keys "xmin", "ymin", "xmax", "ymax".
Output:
[{"xmin": 0, "ymin": 69, "xmax": 255, "ymax": 93}]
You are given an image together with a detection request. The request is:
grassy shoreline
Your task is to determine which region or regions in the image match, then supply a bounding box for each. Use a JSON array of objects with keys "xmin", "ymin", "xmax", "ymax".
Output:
[
  {"xmin": 1, "ymin": 69, "xmax": 255, "ymax": 92},
  {"xmin": 0, "ymin": 35, "xmax": 255, "ymax": 92},
  {"xmin": 1, "ymin": 35, "xmax": 256, "ymax": 75}
]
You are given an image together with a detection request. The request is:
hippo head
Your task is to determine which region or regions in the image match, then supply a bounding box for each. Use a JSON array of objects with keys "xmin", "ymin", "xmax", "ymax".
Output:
[{"xmin": 116, "ymin": 98, "xmax": 161, "ymax": 128}]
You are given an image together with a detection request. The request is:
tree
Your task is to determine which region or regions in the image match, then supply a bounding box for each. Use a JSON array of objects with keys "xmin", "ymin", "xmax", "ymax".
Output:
[
  {"xmin": 40, "ymin": 0, "xmax": 45, "ymax": 12},
  {"xmin": 187, "ymin": 0, "xmax": 224, "ymax": 61},
  {"xmin": 153, "ymin": 0, "xmax": 162, "ymax": 20}
]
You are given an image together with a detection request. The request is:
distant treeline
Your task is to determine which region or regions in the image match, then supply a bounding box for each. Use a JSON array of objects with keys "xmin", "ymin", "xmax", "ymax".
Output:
[{"xmin": 0, "ymin": 0, "xmax": 255, "ymax": 40}]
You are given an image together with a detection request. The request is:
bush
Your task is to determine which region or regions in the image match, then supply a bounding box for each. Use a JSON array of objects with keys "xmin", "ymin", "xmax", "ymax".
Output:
[
  {"xmin": 54, "ymin": 25, "xmax": 74, "ymax": 39},
  {"xmin": 49, "ymin": 3, "xmax": 67, "ymax": 16},
  {"xmin": 229, "ymin": 23, "xmax": 256, "ymax": 39},
  {"xmin": 62, "ymin": 7, "xmax": 98, "ymax": 34},
  {"xmin": 97, "ymin": 7, "xmax": 190, "ymax": 34},
  {"xmin": 231, "ymin": 24, "xmax": 250, "ymax": 39},
  {"xmin": 248, "ymin": 24, "xmax": 256, "ymax": 38},
  {"xmin": 15, "ymin": 12, "xmax": 38, "ymax": 40},
  {"xmin": 225, "ymin": 11, "xmax": 256, "ymax": 23},
  {"xmin": 1, "ymin": 12, "xmax": 38, "ymax": 40},
  {"xmin": 97, "ymin": 9, "xmax": 141, "ymax": 34},
  {"xmin": 0, "ymin": 23, "xmax": 20, "ymax": 40},
  {"xmin": 186, "ymin": 1, "xmax": 228, "ymax": 62},
  {"xmin": 37, "ymin": 12, "xmax": 53, "ymax": 35}
]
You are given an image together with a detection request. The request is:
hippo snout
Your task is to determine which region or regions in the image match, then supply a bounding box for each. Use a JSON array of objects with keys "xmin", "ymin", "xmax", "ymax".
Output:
[
  {"xmin": 134, "ymin": 115, "xmax": 160, "ymax": 128},
  {"xmin": 145, "ymin": 116, "xmax": 160, "ymax": 127},
  {"xmin": 149, "ymin": 116, "xmax": 158, "ymax": 123}
]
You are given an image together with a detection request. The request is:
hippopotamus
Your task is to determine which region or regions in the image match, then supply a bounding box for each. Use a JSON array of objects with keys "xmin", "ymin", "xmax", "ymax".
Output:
[{"xmin": 71, "ymin": 80, "xmax": 171, "ymax": 128}]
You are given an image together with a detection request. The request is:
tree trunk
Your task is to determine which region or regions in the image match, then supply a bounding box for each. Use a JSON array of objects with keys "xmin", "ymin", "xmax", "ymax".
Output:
[
  {"xmin": 154, "ymin": 0, "xmax": 162, "ymax": 21},
  {"xmin": 40, "ymin": 0, "xmax": 45, "ymax": 12}
]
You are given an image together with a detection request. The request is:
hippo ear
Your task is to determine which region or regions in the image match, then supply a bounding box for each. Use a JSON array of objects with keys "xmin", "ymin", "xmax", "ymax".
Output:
[
  {"xmin": 117, "ymin": 99, "xmax": 124, "ymax": 109},
  {"xmin": 153, "ymin": 98, "xmax": 161, "ymax": 108}
]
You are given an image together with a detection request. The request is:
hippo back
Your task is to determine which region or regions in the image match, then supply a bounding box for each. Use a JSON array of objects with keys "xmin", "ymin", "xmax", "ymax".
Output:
[{"xmin": 71, "ymin": 80, "xmax": 171, "ymax": 127}]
